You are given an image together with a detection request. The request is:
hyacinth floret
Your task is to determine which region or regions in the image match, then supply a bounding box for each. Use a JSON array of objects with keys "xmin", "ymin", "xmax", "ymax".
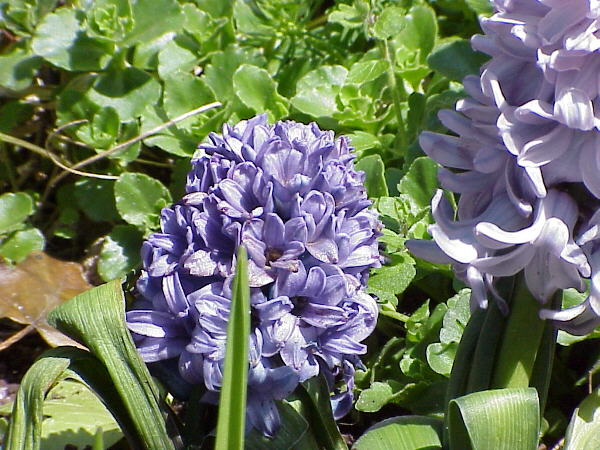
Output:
[
  {"xmin": 407, "ymin": 0, "xmax": 600, "ymax": 335},
  {"xmin": 127, "ymin": 115, "xmax": 381, "ymax": 436}
]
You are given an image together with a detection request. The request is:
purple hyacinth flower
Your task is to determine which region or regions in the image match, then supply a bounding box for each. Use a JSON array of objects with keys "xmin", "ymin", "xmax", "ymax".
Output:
[
  {"xmin": 408, "ymin": 0, "xmax": 600, "ymax": 335},
  {"xmin": 127, "ymin": 115, "xmax": 381, "ymax": 436}
]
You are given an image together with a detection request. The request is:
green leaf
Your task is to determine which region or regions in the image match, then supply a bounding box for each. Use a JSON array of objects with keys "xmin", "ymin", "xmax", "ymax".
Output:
[
  {"xmin": 32, "ymin": 9, "xmax": 113, "ymax": 71},
  {"xmin": 163, "ymin": 72, "xmax": 214, "ymax": 130},
  {"xmin": 398, "ymin": 157, "xmax": 439, "ymax": 209},
  {"xmin": 0, "ymin": 192, "xmax": 34, "ymax": 234},
  {"xmin": 232, "ymin": 65, "xmax": 288, "ymax": 121},
  {"xmin": 398, "ymin": 5, "xmax": 437, "ymax": 61},
  {"xmin": 346, "ymin": 60, "xmax": 388, "ymax": 85},
  {"xmin": 0, "ymin": 228, "xmax": 45, "ymax": 263},
  {"xmin": 354, "ymin": 416, "xmax": 442, "ymax": 450},
  {"xmin": 74, "ymin": 179, "xmax": 120, "ymax": 223},
  {"xmin": 0, "ymin": 48, "xmax": 42, "ymax": 91},
  {"xmin": 291, "ymin": 66, "xmax": 348, "ymax": 118},
  {"xmin": 367, "ymin": 254, "xmax": 417, "ymax": 305},
  {"xmin": 88, "ymin": 68, "xmax": 161, "ymax": 121},
  {"xmin": 355, "ymin": 154, "xmax": 389, "ymax": 198},
  {"xmin": 215, "ymin": 246, "xmax": 250, "ymax": 450},
  {"xmin": 47, "ymin": 282, "xmax": 175, "ymax": 449},
  {"xmin": 465, "ymin": 0, "xmax": 494, "ymax": 15},
  {"xmin": 35, "ymin": 380, "xmax": 122, "ymax": 449},
  {"xmin": 373, "ymin": 6, "xmax": 406, "ymax": 40},
  {"xmin": 91, "ymin": 106, "xmax": 120, "ymax": 149},
  {"xmin": 448, "ymin": 388, "xmax": 540, "ymax": 450},
  {"xmin": 299, "ymin": 376, "xmax": 347, "ymax": 450},
  {"xmin": 98, "ymin": 225, "xmax": 143, "ymax": 281},
  {"xmin": 427, "ymin": 39, "xmax": 488, "ymax": 81},
  {"xmin": 564, "ymin": 387, "xmax": 600, "ymax": 449},
  {"xmin": 204, "ymin": 46, "xmax": 265, "ymax": 101},
  {"xmin": 124, "ymin": 0, "xmax": 185, "ymax": 45},
  {"xmin": 245, "ymin": 401, "xmax": 311, "ymax": 449},
  {"xmin": 114, "ymin": 173, "xmax": 172, "ymax": 230},
  {"xmin": 356, "ymin": 382, "xmax": 394, "ymax": 413},
  {"xmin": 157, "ymin": 39, "xmax": 198, "ymax": 79}
]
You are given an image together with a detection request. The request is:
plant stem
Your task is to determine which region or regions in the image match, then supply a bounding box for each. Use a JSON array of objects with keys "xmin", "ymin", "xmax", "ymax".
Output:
[
  {"xmin": 492, "ymin": 276, "xmax": 547, "ymax": 389},
  {"xmin": 379, "ymin": 39, "xmax": 407, "ymax": 154}
]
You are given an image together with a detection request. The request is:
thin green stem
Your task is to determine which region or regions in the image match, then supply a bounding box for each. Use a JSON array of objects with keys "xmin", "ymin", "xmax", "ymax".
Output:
[
  {"xmin": 379, "ymin": 308, "xmax": 409, "ymax": 322},
  {"xmin": 379, "ymin": 39, "xmax": 407, "ymax": 153}
]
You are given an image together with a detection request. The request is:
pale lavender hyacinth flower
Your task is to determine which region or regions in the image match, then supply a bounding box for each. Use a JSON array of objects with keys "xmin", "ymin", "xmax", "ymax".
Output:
[
  {"xmin": 408, "ymin": 0, "xmax": 600, "ymax": 335},
  {"xmin": 127, "ymin": 115, "xmax": 381, "ymax": 436}
]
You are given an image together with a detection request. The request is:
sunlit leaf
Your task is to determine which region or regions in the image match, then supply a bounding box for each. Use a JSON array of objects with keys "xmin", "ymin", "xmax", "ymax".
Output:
[
  {"xmin": 353, "ymin": 416, "xmax": 442, "ymax": 450},
  {"xmin": 564, "ymin": 387, "xmax": 600, "ymax": 449},
  {"xmin": 448, "ymin": 388, "xmax": 540, "ymax": 450}
]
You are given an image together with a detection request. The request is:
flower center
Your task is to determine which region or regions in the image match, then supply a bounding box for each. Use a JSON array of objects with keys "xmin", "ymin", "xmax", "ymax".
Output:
[
  {"xmin": 291, "ymin": 296, "xmax": 309, "ymax": 316},
  {"xmin": 266, "ymin": 248, "xmax": 283, "ymax": 263}
]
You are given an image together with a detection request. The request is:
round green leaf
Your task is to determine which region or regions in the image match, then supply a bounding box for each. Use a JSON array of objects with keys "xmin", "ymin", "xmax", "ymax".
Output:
[
  {"xmin": 398, "ymin": 157, "xmax": 439, "ymax": 209},
  {"xmin": 291, "ymin": 65, "xmax": 348, "ymax": 118},
  {"xmin": 0, "ymin": 192, "xmax": 34, "ymax": 234},
  {"xmin": 0, "ymin": 228, "xmax": 45, "ymax": 263},
  {"xmin": 74, "ymin": 179, "xmax": 120, "ymax": 222},
  {"xmin": 0, "ymin": 48, "xmax": 42, "ymax": 91},
  {"xmin": 232, "ymin": 64, "xmax": 288, "ymax": 121},
  {"xmin": 427, "ymin": 39, "xmax": 489, "ymax": 82},
  {"xmin": 354, "ymin": 416, "xmax": 442, "ymax": 450},
  {"xmin": 32, "ymin": 8, "xmax": 113, "ymax": 71},
  {"xmin": 88, "ymin": 67, "xmax": 161, "ymax": 121},
  {"xmin": 114, "ymin": 173, "xmax": 171, "ymax": 229},
  {"xmin": 98, "ymin": 225, "xmax": 143, "ymax": 281}
]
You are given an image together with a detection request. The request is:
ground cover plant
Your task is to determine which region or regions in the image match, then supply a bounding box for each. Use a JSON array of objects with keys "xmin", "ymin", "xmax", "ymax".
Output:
[{"xmin": 1, "ymin": 0, "xmax": 600, "ymax": 449}]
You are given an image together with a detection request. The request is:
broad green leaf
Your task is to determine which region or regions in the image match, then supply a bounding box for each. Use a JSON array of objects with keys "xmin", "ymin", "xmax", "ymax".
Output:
[
  {"xmin": 47, "ymin": 281, "xmax": 175, "ymax": 449},
  {"xmin": 98, "ymin": 225, "xmax": 143, "ymax": 281},
  {"xmin": 88, "ymin": 68, "xmax": 161, "ymax": 121},
  {"xmin": 124, "ymin": 0, "xmax": 185, "ymax": 45},
  {"xmin": 367, "ymin": 254, "xmax": 417, "ymax": 305},
  {"xmin": 353, "ymin": 416, "xmax": 442, "ymax": 450},
  {"xmin": 215, "ymin": 246, "xmax": 250, "ymax": 450},
  {"xmin": 0, "ymin": 228, "xmax": 45, "ymax": 263},
  {"xmin": 398, "ymin": 157, "xmax": 439, "ymax": 209},
  {"xmin": 141, "ymin": 105, "xmax": 198, "ymax": 157},
  {"xmin": 348, "ymin": 131, "xmax": 382, "ymax": 153},
  {"xmin": 426, "ymin": 342, "xmax": 457, "ymax": 377},
  {"xmin": 355, "ymin": 154, "xmax": 388, "ymax": 198},
  {"xmin": 163, "ymin": 72, "xmax": 215, "ymax": 130},
  {"xmin": 0, "ymin": 48, "xmax": 42, "ymax": 91},
  {"xmin": 32, "ymin": 8, "xmax": 113, "ymax": 71},
  {"xmin": 114, "ymin": 173, "xmax": 172, "ymax": 230},
  {"xmin": 398, "ymin": 5, "xmax": 437, "ymax": 61},
  {"xmin": 0, "ymin": 192, "xmax": 33, "ymax": 234},
  {"xmin": 328, "ymin": 2, "xmax": 368, "ymax": 29},
  {"xmin": 291, "ymin": 66, "xmax": 348, "ymax": 118},
  {"xmin": 373, "ymin": 6, "xmax": 406, "ymax": 40},
  {"xmin": 74, "ymin": 179, "xmax": 120, "ymax": 223},
  {"xmin": 564, "ymin": 387, "xmax": 600, "ymax": 449},
  {"xmin": 448, "ymin": 388, "xmax": 540, "ymax": 450},
  {"xmin": 427, "ymin": 39, "xmax": 488, "ymax": 81},
  {"xmin": 346, "ymin": 60, "xmax": 387, "ymax": 85},
  {"xmin": 36, "ymin": 380, "xmax": 122, "ymax": 449},
  {"xmin": 157, "ymin": 39, "xmax": 199, "ymax": 79},
  {"xmin": 204, "ymin": 46, "xmax": 265, "ymax": 101},
  {"xmin": 232, "ymin": 65, "xmax": 288, "ymax": 121},
  {"xmin": 0, "ymin": 101, "xmax": 34, "ymax": 133}
]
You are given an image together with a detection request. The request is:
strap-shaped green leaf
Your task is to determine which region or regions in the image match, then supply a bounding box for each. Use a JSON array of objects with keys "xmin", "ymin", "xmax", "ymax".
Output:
[
  {"xmin": 215, "ymin": 246, "xmax": 251, "ymax": 450},
  {"xmin": 298, "ymin": 375, "xmax": 348, "ymax": 450},
  {"xmin": 564, "ymin": 387, "xmax": 600, "ymax": 449},
  {"xmin": 353, "ymin": 416, "xmax": 442, "ymax": 450},
  {"xmin": 4, "ymin": 347, "xmax": 140, "ymax": 449},
  {"xmin": 448, "ymin": 388, "xmax": 539, "ymax": 450},
  {"xmin": 46, "ymin": 280, "xmax": 175, "ymax": 449}
]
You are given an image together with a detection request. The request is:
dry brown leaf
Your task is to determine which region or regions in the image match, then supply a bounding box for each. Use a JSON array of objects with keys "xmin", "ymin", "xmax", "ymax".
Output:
[{"xmin": 0, "ymin": 251, "xmax": 92, "ymax": 349}]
